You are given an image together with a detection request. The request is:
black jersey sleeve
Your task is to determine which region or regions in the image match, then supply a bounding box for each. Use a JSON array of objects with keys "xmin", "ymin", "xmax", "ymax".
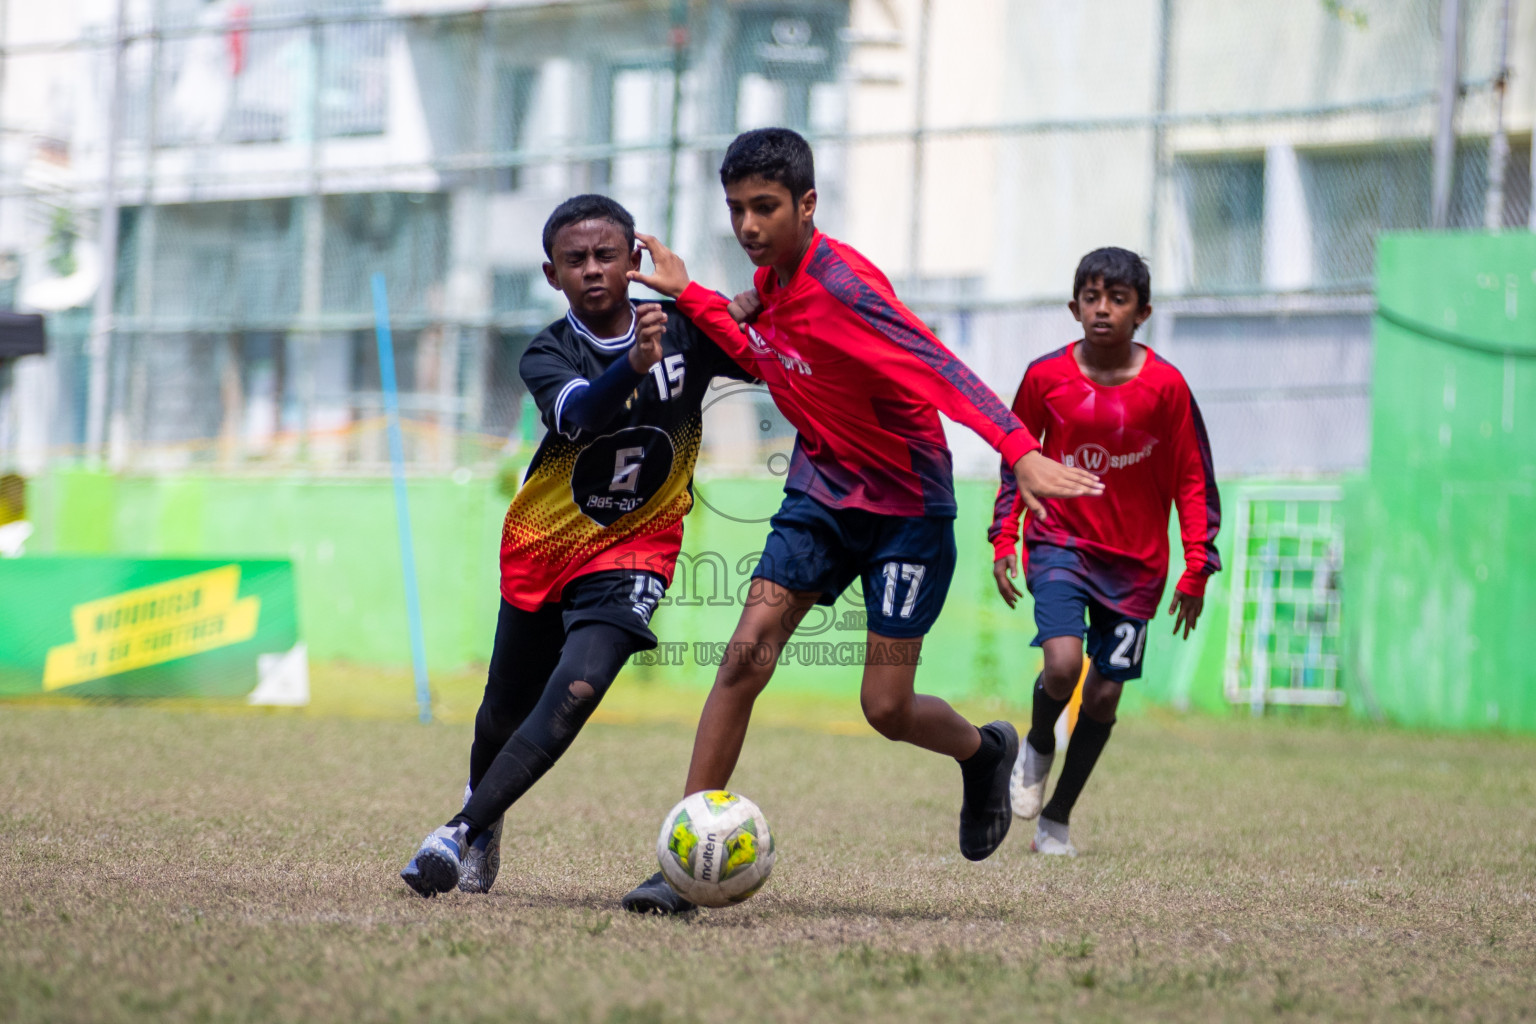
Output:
[
  {"xmin": 518, "ymin": 331, "xmax": 588, "ymax": 438},
  {"xmin": 560, "ymin": 356, "xmax": 645, "ymax": 433}
]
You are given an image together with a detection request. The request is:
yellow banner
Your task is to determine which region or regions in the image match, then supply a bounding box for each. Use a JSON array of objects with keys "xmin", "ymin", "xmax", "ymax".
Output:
[{"xmin": 42, "ymin": 565, "xmax": 261, "ymax": 690}]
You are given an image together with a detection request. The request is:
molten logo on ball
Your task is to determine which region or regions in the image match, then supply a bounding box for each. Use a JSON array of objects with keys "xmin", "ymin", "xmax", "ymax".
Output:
[{"xmin": 656, "ymin": 790, "xmax": 775, "ymax": 907}]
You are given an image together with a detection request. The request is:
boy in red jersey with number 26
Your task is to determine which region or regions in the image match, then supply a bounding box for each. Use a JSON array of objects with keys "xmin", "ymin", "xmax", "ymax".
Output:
[{"xmin": 990, "ymin": 247, "xmax": 1221, "ymax": 857}]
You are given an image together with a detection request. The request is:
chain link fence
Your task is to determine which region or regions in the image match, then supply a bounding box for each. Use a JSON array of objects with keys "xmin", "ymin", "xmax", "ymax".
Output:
[{"xmin": 0, "ymin": 0, "xmax": 1529, "ymax": 479}]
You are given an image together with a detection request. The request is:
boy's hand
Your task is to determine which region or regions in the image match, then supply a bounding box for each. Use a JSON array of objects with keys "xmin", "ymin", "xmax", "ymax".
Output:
[
  {"xmin": 628, "ymin": 234, "xmax": 691, "ymax": 299},
  {"xmin": 1169, "ymin": 590, "xmax": 1203, "ymax": 639},
  {"xmin": 1011, "ymin": 449, "xmax": 1104, "ymax": 520},
  {"xmin": 627, "ymin": 303, "xmax": 667, "ymax": 374},
  {"xmin": 727, "ymin": 289, "xmax": 763, "ymax": 329},
  {"xmin": 992, "ymin": 554, "xmax": 1023, "ymax": 608}
]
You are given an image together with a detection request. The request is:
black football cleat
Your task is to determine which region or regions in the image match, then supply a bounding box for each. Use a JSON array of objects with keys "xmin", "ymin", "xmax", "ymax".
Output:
[
  {"xmin": 958, "ymin": 720, "xmax": 1019, "ymax": 861},
  {"xmin": 620, "ymin": 871, "xmax": 696, "ymax": 915}
]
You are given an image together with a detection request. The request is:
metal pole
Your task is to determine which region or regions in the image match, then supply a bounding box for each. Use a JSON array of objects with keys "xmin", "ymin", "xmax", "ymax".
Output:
[
  {"xmin": 0, "ymin": 0, "xmax": 9, "ymax": 251},
  {"xmin": 905, "ymin": 0, "xmax": 932, "ymax": 294},
  {"xmin": 0, "ymin": 0, "xmax": 15, "ymax": 472},
  {"xmin": 1483, "ymin": 0, "xmax": 1512, "ymax": 230},
  {"xmin": 459, "ymin": 9, "xmax": 493, "ymax": 446},
  {"xmin": 373, "ymin": 273, "xmax": 432, "ymax": 724},
  {"xmin": 663, "ymin": 0, "xmax": 688, "ymax": 242},
  {"xmin": 126, "ymin": 0, "xmax": 163, "ymax": 469},
  {"xmin": 85, "ymin": 0, "xmax": 128, "ymax": 464},
  {"xmin": 1530, "ymin": 3, "xmax": 1536, "ymax": 234},
  {"xmin": 296, "ymin": 15, "xmax": 324, "ymax": 461},
  {"xmin": 1430, "ymin": 0, "xmax": 1462, "ymax": 230},
  {"xmin": 1147, "ymin": 0, "xmax": 1173, "ymax": 263}
]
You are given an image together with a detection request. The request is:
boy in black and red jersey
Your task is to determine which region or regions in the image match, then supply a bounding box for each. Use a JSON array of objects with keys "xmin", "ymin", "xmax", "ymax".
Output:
[{"xmin": 399, "ymin": 195, "xmax": 753, "ymax": 897}]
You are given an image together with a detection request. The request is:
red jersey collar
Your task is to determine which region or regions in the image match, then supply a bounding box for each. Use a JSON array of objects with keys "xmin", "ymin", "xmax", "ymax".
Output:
[
  {"xmin": 1069, "ymin": 340, "xmax": 1156, "ymax": 389},
  {"xmin": 755, "ymin": 228, "xmax": 824, "ymax": 297}
]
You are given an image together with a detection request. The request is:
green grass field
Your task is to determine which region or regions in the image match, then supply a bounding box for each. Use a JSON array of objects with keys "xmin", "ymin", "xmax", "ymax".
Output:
[{"xmin": 2, "ymin": 691, "xmax": 1533, "ymax": 1023}]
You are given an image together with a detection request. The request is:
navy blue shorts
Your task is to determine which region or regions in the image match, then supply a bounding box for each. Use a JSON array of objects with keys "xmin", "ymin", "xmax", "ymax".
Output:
[
  {"xmin": 1030, "ymin": 578, "xmax": 1149, "ymax": 682},
  {"xmin": 754, "ymin": 491, "xmax": 955, "ymax": 639}
]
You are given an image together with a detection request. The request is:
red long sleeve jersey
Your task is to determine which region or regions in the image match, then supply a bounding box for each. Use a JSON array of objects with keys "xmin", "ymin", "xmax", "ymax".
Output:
[
  {"xmin": 677, "ymin": 231, "xmax": 1039, "ymax": 518},
  {"xmin": 988, "ymin": 344, "xmax": 1221, "ymax": 619}
]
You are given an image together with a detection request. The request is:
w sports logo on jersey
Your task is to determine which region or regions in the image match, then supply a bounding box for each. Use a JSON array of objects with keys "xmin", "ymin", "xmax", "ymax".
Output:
[
  {"xmin": 745, "ymin": 325, "xmax": 812, "ymax": 377},
  {"xmin": 1064, "ymin": 440, "xmax": 1158, "ymax": 473}
]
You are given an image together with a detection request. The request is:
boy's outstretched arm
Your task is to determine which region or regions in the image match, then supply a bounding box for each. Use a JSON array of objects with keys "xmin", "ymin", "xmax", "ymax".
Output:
[
  {"xmin": 630, "ymin": 232, "xmax": 1101, "ymax": 514},
  {"xmin": 866, "ymin": 339, "xmax": 1100, "ymax": 518},
  {"xmin": 795, "ymin": 247, "xmax": 1100, "ymax": 514},
  {"xmin": 1012, "ymin": 450, "xmax": 1099, "ymax": 519}
]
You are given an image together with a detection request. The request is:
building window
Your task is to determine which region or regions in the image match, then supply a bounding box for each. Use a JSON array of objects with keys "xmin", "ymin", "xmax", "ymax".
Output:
[
  {"xmin": 319, "ymin": 20, "xmax": 390, "ymax": 139},
  {"xmin": 1177, "ymin": 156, "xmax": 1264, "ymax": 293},
  {"xmin": 494, "ymin": 67, "xmax": 538, "ymax": 191},
  {"xmin": 1300, "ymin": 144, "xmax": 1432, "ymax": 288},
  {"xmin": 1446, "ymin": 136, "xmax": 1534, "ymax": 230},
  {"xmin": 322, "ymin": 193, "xmax": 448, "ymax": 317}
]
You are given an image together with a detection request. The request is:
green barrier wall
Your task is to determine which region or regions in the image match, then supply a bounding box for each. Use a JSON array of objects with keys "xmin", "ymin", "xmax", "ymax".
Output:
[
  {"xmin": 1346, "ymin": 232, "xmax": 1536, "ymax": 732},
  {"xmin": 26, "ymin": 472, "xmax": 507, "ymax": 672},
  {"xmin": 23, "ymin": 470, "xmax": 1233, "ymax": 708},
  {"xmin": 0, "ymin": 557, "xmax": 299, "ymax": 699}
]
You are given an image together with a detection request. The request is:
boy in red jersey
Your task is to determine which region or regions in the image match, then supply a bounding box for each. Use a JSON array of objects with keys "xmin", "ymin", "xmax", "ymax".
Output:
[
  {"xmin": 990, "ymin": 247, "xmax": 1221, "ymax": 856},
  {"xmin": 619, "ymin": 128, "xmax": 1104, "ymax": 913}
]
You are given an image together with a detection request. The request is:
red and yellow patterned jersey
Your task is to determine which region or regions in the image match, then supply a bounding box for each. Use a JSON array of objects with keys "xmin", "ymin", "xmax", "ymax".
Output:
[{"xmin": 500, "ymin": 301, "xmax": 752, "ymax": 611}]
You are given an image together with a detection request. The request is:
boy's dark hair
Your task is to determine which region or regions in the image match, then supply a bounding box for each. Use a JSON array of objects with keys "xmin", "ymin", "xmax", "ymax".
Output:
[
  {"xmin": 541, "ymin": 194, "xmax": 635, "ymax": 258},
  {"xmin": 1073, "ymin": 247, "xmax": 1151, "ymax": 308},
  {"xmin": 719, "ymin": 128, "xmax": 816, "ymax": 201}
]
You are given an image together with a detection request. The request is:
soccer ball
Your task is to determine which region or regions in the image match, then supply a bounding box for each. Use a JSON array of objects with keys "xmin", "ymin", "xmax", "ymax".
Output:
[{"xmin": 656, "ymin": 790, "xmax": 775, "ymax": 908}]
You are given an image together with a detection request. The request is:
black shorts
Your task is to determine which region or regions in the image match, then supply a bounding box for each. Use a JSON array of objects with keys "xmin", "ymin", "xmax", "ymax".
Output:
[
  {"xmin": 1030, "ymin": 578, "xmax": 1148, "ymax": 682},
  {"xmin": 753, "ymin": 491, "xmax": 955, "ymax": 639},
  {"xmin": 557, "ymin": 568, "xmax": 667, "ymax": 650}
]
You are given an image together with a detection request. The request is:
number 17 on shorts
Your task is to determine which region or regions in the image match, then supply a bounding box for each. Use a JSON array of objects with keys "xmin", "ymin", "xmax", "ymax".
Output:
[
  {"xmin": 862, "ymin": 549, "xmax": 954, "ymax": 640},
  {"xmin": 879, "ymin": 562, "xmax": 926, "ymax": 621}
]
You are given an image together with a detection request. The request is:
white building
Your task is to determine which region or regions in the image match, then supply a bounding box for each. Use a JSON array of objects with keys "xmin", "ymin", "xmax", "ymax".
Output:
[{"xmin": 0, "ymin": 0, "xmax": 1530, "ymax": 478}]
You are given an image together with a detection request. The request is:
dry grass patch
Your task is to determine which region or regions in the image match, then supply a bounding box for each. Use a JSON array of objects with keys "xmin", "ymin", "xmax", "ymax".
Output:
[{"xmin": 1, "ymin": 697, "xmax": 1533, "ymax": 1022}]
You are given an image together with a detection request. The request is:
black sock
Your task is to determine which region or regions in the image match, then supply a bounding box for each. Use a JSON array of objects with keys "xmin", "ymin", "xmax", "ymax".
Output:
[
  {"xmin": 1040, "ymin": 714, "xmax": 1115, "ymax": 826},
  {"xmin": 1028, "ymin": 675, "xmax": 1070, "ymax": 756},
  {"xmin": 958, "ymin": 723, "xmax": 1004, "ymax": 807}
]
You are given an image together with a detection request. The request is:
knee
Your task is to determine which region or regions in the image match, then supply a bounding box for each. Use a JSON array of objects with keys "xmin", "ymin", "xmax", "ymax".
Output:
[
  {"xmin": 548, "ymin": 679, "xmax": 600, "ymax": 742},
  {"xmin": 860, "ymin": 692, "xmax": 912, "ymax": 740},
  {"xmin": 1040, "ymin": 649, "xmax": 1083, "ymax": 699},
  {"xmin": 716, "ymin": 639, "xmax": 777, "ymax": 692},
  {"xmin": 562, "ymin": 678, "xmax": 596, "ymax": 709},
  {"xmin": 1079, "ymin": 679, "xmax": 1122, "ymax": 723},
  {"xmin": 475, "ymin": 695, "xmax": 521, "ymax": 738}
]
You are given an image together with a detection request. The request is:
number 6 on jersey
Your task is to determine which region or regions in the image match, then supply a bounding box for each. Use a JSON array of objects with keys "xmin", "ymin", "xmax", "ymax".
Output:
[{"xmin": 611, "ymin": 447, "xmax": 644, "ymax": 493}]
